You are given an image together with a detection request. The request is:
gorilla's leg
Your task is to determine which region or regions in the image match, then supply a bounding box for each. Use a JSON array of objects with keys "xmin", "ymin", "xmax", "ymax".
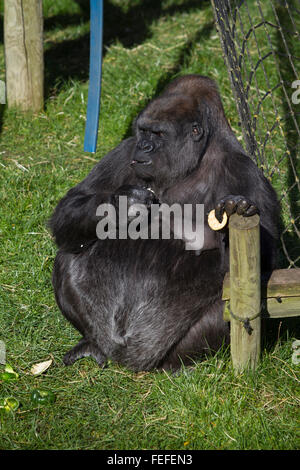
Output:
[
  {"xmin": 159, "ymin": 300, "xmax": 229, "ymax": 371},
  {"xmin": 63, "ymin": 338, "xmax": 106, "ymax": 367},
  {"xmin": 53, "ymin": 252, "xmax": 108, "ymax": 368}
]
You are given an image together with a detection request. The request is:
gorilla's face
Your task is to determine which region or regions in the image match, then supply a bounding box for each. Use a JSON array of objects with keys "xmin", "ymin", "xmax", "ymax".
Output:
[{"xmin": 131, "ymin": 94, "xmax": 209, "ymax": 189}]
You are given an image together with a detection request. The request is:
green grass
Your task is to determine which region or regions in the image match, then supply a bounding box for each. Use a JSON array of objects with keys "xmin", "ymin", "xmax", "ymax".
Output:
[
  {"xmin": 0, "ymin": 0, "xmax": 299, "ymax": 450},
  {"xmin": 0, "ymin": 347, "xmax": 299, "ymax": 450}
]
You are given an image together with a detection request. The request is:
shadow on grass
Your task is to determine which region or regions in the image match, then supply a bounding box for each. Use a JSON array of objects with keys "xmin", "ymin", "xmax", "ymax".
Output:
[
  {"xmin": 262, "ymin": 316, "xmax": 300, "ymax": 353},
  {"xmin": 44, "ymin": 0, "xmax": 210, "ymax": 98}
]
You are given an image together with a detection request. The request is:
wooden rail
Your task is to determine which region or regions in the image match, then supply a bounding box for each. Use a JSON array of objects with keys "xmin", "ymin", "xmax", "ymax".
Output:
[{"xmin": 222, "ymin": 213, "xmax": 300, "ymax": 372}]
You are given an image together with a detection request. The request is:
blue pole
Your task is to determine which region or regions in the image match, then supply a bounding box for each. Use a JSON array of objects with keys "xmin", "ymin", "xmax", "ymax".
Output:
[{"xmin": 84, "ymin": 0, "xmax": 103, "ymax": 153}]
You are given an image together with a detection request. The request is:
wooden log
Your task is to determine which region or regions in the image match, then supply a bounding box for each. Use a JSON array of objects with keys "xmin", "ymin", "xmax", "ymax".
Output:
[
  {"xmin": 4, "ymin": 0, "xmax": 43, "ymax": 112},
  {"xmin": 223, "ymin": 268, "xmax": 300, "ymax": 320},
  {"xmin": 262, "ymin": 296, "xmax": 300, "ymax": 318},
  {"xmin": 224, "ymin": 296, "xmax": 300, "ymax": 321},
  {"xmin": 223, "ymin": 268, "xmax": 300, "ymax": 300},
  {"xmin": 229, "ymin": 213, "xmax": 261, "ymax": 372}
]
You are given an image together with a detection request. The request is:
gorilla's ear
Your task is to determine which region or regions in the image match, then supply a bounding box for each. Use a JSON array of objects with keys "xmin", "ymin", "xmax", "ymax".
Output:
[{"xmin": 191, "ymin": 123, "xmax": 204, "ymax": 142}]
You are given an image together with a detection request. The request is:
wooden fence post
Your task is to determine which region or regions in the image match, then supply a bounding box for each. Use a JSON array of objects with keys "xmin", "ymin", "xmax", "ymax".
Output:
[
  {"xmin": 229, "ymin": 213, "xmax": 261, "ymax": 372},
  {"xmin": 4, "ymin": 0, "xmax": 44, "ymax": 112}
]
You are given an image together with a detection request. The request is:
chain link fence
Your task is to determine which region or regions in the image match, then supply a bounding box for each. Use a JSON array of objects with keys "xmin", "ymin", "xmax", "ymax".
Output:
[{"xmin": 211, "ymin": 0, "xmax": 300, "ymax": 268}]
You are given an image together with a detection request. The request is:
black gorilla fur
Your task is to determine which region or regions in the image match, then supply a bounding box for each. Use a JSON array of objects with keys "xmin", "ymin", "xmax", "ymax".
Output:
[{"xmin": 50, "ymin": 75, "xmax": 279, "ymax": 371}]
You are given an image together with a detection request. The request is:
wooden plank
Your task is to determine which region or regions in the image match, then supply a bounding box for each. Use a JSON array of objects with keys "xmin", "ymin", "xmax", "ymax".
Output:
[
  {"xmin": 224, "ymin": 296, "xmax": 300, "ymax": 321},
  {"xmin": 229, "ymin": 213, "xmax": 261, "ymax": 372},
  {"xmin": 222, "ymin": 268, "xmax": 300, "ymax": 301},
  {"xmin": 262, "ymin": 296, "xmax": 300, "ymax": 319}
]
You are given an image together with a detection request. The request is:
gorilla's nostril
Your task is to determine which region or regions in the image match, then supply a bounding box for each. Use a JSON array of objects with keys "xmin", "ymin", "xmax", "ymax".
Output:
[
  {"xmin": 138, "ymin": 140, "xmax": 154, "ymax": 153},
  {"xmin": 143, "ymin": 143, "xmax": 153, "ymax": 153}
]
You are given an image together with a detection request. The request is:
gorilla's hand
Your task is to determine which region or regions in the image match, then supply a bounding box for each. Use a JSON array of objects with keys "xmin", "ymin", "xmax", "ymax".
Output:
[
  {"xmin": 111, "ymin": 185, "xmax": 159, "ymax": 221},
  {"xmin": 215, "ymin": 195, "xmax": 258, "ymax": 223},
  {"xmin": 112, "ymin": 185, "xmax": 158, "ymax": 208}
]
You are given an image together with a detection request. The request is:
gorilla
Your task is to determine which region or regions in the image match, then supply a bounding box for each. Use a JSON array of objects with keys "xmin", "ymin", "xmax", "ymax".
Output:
[{"xmin": 50, "ymin": 75, "xmax": 279, "ymax": 372}]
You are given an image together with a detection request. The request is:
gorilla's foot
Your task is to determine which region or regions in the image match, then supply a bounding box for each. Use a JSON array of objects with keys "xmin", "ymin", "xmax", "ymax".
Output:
[{"xmin": 63, "ymin": 338, "xmax": 106, "ymax": 367}]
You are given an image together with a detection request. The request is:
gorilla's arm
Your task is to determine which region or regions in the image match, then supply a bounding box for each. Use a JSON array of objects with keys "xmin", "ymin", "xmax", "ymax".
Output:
[
  {"xmin": 163, "ymin": 145, "xmax": 279, "ymax": 269},
  {"xmin": 211, "ymin": 151, "xmax": 279, "ymax": 270},
  {"xmin": 50, "ymin": 138, "xmax": 137, "ymax": 251},
  {"xmin": 222, "ymin": 152, "xmax": 279, "ymax": 270},
  {"xmin": 217, "ymin": 152, "xmax": 279, "ymax": 236}
]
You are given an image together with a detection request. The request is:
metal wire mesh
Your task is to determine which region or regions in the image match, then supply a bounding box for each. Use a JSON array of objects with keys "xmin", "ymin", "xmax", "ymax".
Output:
[{"xmin": 211, "ymin": 0, "xmax": 300, "ymax": 268}]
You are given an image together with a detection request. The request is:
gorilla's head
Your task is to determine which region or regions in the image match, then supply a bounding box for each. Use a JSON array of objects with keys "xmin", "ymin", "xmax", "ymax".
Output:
[{"xmin": 131, "ymin": 75, "xmax": 232, "ymax": 189}]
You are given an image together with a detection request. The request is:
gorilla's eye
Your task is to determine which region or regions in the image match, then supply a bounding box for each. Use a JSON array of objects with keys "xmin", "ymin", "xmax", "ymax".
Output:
[
  {"xmin": 151, "ymin": 130, "xmax": 164, "ymax": 138},
  {"xmin": 139, "ymin": 128, "xmax": 163, "ymax": 138},
  {"xmin": 191, "ymin": 124, "xmax": 203, "ymax": 140}
]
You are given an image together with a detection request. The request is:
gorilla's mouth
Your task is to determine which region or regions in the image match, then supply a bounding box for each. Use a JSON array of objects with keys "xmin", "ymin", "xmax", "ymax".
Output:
[{"xmin": 131, "ymin": 160, "xmax": 152, "ymax": 166}]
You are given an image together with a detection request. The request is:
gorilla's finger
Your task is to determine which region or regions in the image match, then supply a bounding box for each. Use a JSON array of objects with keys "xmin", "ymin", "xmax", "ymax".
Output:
[
  {"xmin": 236, "ymin": 198, "xmax": 251, "ymax": 215},
  {"xmin": 215, "ymin": 200, "xmax": 226, "ymax": 223},
  {"xmin": 224, "ymin": 198, "xmax": 238, "ymax": 216},
  {"xmin": 244, "ymin": 204, "xmax": 259, "ymax": 217}
]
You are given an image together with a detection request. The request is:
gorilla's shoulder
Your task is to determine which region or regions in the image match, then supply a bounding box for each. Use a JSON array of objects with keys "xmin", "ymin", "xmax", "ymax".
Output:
[
  {"xmin": 99, "ymin": 137, "xmax": 136, "ymax": 165},
  {"xmin": 79, "ymin": 137, "xmax": 137, "ymax": 190}
]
